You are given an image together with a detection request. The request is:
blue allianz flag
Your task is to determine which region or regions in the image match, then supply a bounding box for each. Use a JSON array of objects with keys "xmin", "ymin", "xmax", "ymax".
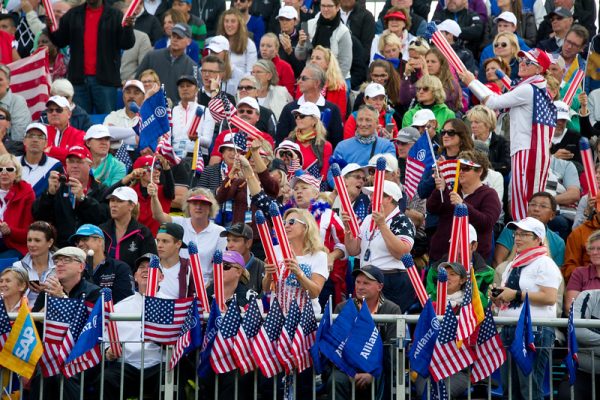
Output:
[
  {"xmin": 410, "ymin": 299, "xmax": 440, "ymax": 378},
  {"xmin": 320, "ymin": 299, "xmax": 358, "ymax": 376},
  {"xmin": 198, "ymin": 299, "xmax": 221, "ymax": 378},
  {"xmin": 138, "ymin": 88, "xmax": 170, "ymax": 151},
  {"xmin": 509, "ymin": 293, "xmax": 536, "ymax": 376},
  {"xmin": 342, "ymin": 299, "xmax": 383, "ymax": 377},
  {"xmin": 65, "ymin": 296, "xmax": 103, "ymax": 364},
  {"xmin": 405, "ymin": 132, "xmax": 436, "ymax": 198},
  {"xmin": 184, "ymin": 298, "xmax": 204, "ymax": 354},
  {"xmin": 564, "ymin": 301, "xmax": 579, "ymax": 385},
  {"xmin": 310, "ymin": 298, "xmax": 331, "ymax": 374}
]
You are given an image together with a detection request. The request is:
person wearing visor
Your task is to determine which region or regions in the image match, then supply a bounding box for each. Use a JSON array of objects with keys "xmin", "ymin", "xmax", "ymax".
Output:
[{"xmin": 206, "ymin": 250, "xmax": 253, "ymax": 307}]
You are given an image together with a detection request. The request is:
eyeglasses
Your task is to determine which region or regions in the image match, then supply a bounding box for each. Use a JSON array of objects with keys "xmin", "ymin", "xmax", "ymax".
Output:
[
  {"xmin": 440, "ymin": 129, "xmax": 458, "ymax": 137},
  {"xmin": 513, "ymin": 231, "xmax": 535, "ymax": 239},
  {"xmin": 460, "ymin": 165, "xmax": 480, "ymax": 172},
  {"xmin": 294, "ymin": 114, "xmax": 310, "ymax": 119},
  {"xmin": 587, "ymin": 246, "xmax": 600, "ymax": 253},
  {"xmin": 142, "ymin": 79, "xmax": 157, "ymax": 85},
  {"xmin": 283, "ymin": 218, "xmax": 306, "ymax": 226},
  {"xmin": 494, "ymin": 42, "xmax": 509, "ymax": 48},
  {"xmin": 416, "ymin": 87, "xmax": 430, "ymax": 92},
  {"xmin": 347, "ymin": 173, "xmax": 366, "ymax": 181},
  {"xmin": 0, "ymin": 167, "xmax": 16, "ymax": 173},
  {"xmin": 564, "ymin": 38, "xmax": 584, "ymax": 49},
  {"xmin": 528, "ymin": 202, "xmax": 551, "ymax": 210},
  {"xmin": 238, "ymin": 109, "xmax": 255, "ymax": 115},
  {"xmin": 47, "ymin": 107, "xmax": 64, "ymax": 114},
  {"xmin": 518, "ymin": 58, "xmax": 537, "ymax": 67},
  {"xmin": 320, "ymin": 3, "xmax": 336, "ymax": 8},
  {"xmin": 25, "ymin": 133, "xmax": 45, "ymax": 139},
  {"xmin": 298, "ymin": 75, "xmax": 314, "ymax": 81},
  {"xmin": 237, "ymin": 85, "xmax": 256, "ymax": 91},
  {"xmin": 54, "ymin": 256, "xmax": 78, "ymax": 264},
  {"xmin": 201, "ymin": 69, "xmax": 222, "ymax": 75},
  {"xmin": 0, "ymin": 115, "xmax": 7, "ymax": 121}
]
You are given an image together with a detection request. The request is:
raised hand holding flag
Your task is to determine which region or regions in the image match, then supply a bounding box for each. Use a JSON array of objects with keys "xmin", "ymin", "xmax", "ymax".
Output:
[
  {"xmin": 369, "ymin": 157, "xmax": 387, "ymax": 234},
  {"xmin": 425, "ymin": 22, "xmax": 467, "ymax": 73},
  {"xmin": 145, "ymin": 255, "xmax": 161, "ymax": 297},
  {"xmin": 564, "ymin": 300, "xmax": 578, "ymax": 385}
]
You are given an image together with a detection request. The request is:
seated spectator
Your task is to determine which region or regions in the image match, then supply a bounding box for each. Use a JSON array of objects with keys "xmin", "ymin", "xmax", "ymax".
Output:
[
  {"xmin": 234, "ymin": 75, "xmax": 278, "ymax": 133},
  {"xmin": 0, "ymin": 154, "xmax": 35, "ymax": 259},
  {"xmin": 12, "ymin": 221, "xmax": 57, "ymax": 305},
  {"xmin": 149, "ymin": 187, "xmax": 226, "ymax": 284},
  {"xmin": 340, "ymin": 0, "xmax": 375, "ymax": 64},
  {"xmin": 397, "ymin": 38, "xmax": 429, "ymax": 115},
  {"xmin": 538, "ymin": 8, "xmax": 573, "ymax": 52},
  {"xmin": 482, "ymin": 31, "xmax": 520, "ymax": 82},
  {"xmin": 492, "ymin": 217, "xmax": 562, "ymax": 400},
  {"xmin": 276, "ymin": 6, "xmax": 305, "ymax": 77},
  {"xmin": 436, "ymin": 19, "xmax": 477, "ymax": 75},
  {"xmin": 401, "ymin": 75, "xmax": 455, "ymax": 129},
  {"xmin": 205, "ymin": 35, "xmax": 246, "ymax": 97},
  {"xmin": 47, "ymin": 79, "xmax": 92, "ymax": 133},
  {"xmin": 466, "ymin": 105, "xmax": 510, "ymax": 176},
  {"xmin": 197, "ymin": 56, "xmax": 236, "ymax": 107},
  {"xmin": 0, "ymin": 267, "xmax": 28, "ymax": 312},
  {"xmin": 44, "ymin": 95, "xmax": 86, "ymax": 164},
  {"xmin": 99, "ymin": 186, "xmax": 157, "ymax": 271},
  {"xmin": 545, "ymin": 156, "xmax": 581, "ymax": 240},
  {"xmin": 392, "ymin": 127, "xmax": 420, "ymax": 183},
  {"xmin": 154, "ymin": 222, "xmax": 194, "ymax": 299},
  {"xmin": 70, "ymin": 223, "xmax": 134, "ymax": 303},
  {"xmin": 15, "ymin": 123, "xmax": 62, "ymax": 197},
  {"xmin": 154, "ymin": 9, "xmax": 200, "ymax": 62},
  {"xmin": 354, "ymin": 60, "xmax": 403, "ymax": 126},
  {"xmin": 477, "ymin": 57, "xmax": 510, "ymax": 101},
  {"xmin": 550, "ymin": 101, "xmax": 582, "ymax": 167},
  {"xmin": 251, "ymin": 59, "xmax": 293, "ymax": 120},
  {"xmin": 217, "ymin": 8, "xmax": 257, "ymax": 74},
  {"xmin": 425, "ymin": 47, "xmax": 464, "ymax": 113},
  {"xmin": 33, "ymin": 145, "xmax": 110, "ymax": 247},
  {"xmin": 260, "ymin": 33, "xmax": 295, "ymax": 96},
  {"xmin": 481, "ymin": 10, "xmax": 533, "ymax": 60},
  {"xmin": 329, "ymin": 265, "xmax": 401, "ymax": 400},
  {"xmin": 371, "ymin": 8, "xmax": 413, "ymax": 63},
  {"xmin": 206, "ymin": 249, "xmax": 254, "ymax": 306},
  {"xmin": 427, "ymin": 149, "xmax": 501, "ymax": 263},
  {"xmin": 432, "ymin": 0, "xmax": 484, "ymax": 56},
  {"xmin": 85, "ymin": 125, "xmax": 126, "ymax": 187},
  {"xmin": 220, "ymin": 223, "xmax": 265, "ymax": 294},
  {"xmin": 564, "ymin": 231, "xmax": 600, "ymax": 314},
  {"xmin": 558, "ymin": 25, "xmax": 589, "ymax": 87},
  {"xmin": 0, "ymin": 64, "xmax": 31, "ymax": 149},
  {"xmin": 343, "ymin": 180, "xmax": 416, "ymax": 311}
]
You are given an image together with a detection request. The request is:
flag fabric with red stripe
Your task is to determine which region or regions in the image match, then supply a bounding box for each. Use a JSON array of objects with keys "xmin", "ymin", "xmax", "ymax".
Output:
[
  {"xmin": 580, "ymin": 137, "xmax": 598, "ymax": 198},
  {"xmin": 7, "ymin": 48, "xmax": 50, "ymax": 120},
  {"xmin": 447, "ymin": 204, "xmax": 471, "ymax": 271},
  {"xmin": 562, "ymin": 69, "xmax": 585, "ymax": 106},
  {"xmin": 471, "ymin": 306, "xmax": 506, "ymax": 383},
  {"xmin": 270, "ymin": 201, "xmax": 294, "ymax": 261},
  {"xmin": 232, "ymin": 298, "xmax": 262, "ymax": 374},
  {"xmin": 210, "ymin": 297, "xmax": 242, "ymax": 374},
  {"xmin": 0, "ymin": 301, "xmax": 10, "ymax": 351},
  {"xmin": 169, "ymin": 298, "xmax": 203, "ymax": 370},
  {"xmin": 276, "ymin": 300, "xmax": 302, "ymax": 374},
  {"xmin": 145, "ymin": 255, "xmax": 161, "ymax": 297},
  {"xmin": 41, "ymin": 0, "xmax": 57, "ymax": 32},
  {"xmin": 188, "ymin": 242, "xmax": 210, "ymax": 312},
  {"xmin": 252, "ymin": 297, "xmax": 285, "ymax": 377},
  {"xmin": 331, "ymin": 163, "xmax": 360, "ymax": 238},
  {"xmin": 143, "ymin": 296, "xmax": 194, "ymax": 345},
  {"xmin": 429, "ymin": 303, "xmax": 474, "ymax": 382},
  {"xmin": 401, "ymin": 254, "xmax": 429, "ymax": 307},
  {"xmin": 291, "ymin": 299, "xmax": 318, "ymax": 372},
  {"xmin": 103, "ymin": 288, "xmax": 122, "ymax": 359},
  {"xmin": 39, "ymin": 296, "xmax": 87, "ymax": 377},
  {"xmin": 456, "ymin": 277, "xmax": 477, "ymax": 342},
  {"xmin": 438, "ymin": 159, "xmax": 459, "ymax": 190},
  {"xmin": 426, "ymin": 23, "xmax": 466, "ymax": 73},
  {"xmin": 121, "ymin": 0, "xmax": 141, "ymax": 25},
  {"xmin": 369, "ymin": 157, "xmax": 387, "ymax": 233},
  {"xmin": 213, "ymin": 250, "xmax": 225, "ymax": 312}
]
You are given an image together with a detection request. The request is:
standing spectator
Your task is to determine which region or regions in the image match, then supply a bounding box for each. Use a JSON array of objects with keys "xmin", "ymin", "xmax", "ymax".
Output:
[
  {"xmin": 172, "ymin": 0, "xmax": 207, "ymax": 57},
  {"xmin": 216, "ymin": 8, "xmax": 257, "ymax": 74},
  {"xmin": 432, "ymin": 0, "xmax": 485, "ymax": 56},
  {"xmin": 191, "ymin": 0, "xmax": 225, "ymax": 37},
  {"xmin": 251, "ymin": 59, "xmax": 293, "ymax": 120},
  {"xmin": 276, "ymin": 6, "xmax": 305, "ymax": 78},
  {"xmin": 231, "ymin": 0, "xmax": 265, "ymax": 50},
  {"xmin": 36, "ymin": 30, "xmax": 68, "ymax": 81},
  {"xmin": 484, "ymin": 32, "xmax": 521, "ymax": 82},
  {"xmin": 259, "ymin": 33, "xmax": 295, "ymax": 96},
  {"xmin": 119, "ymin": 27, "xmax": 153, "ymax": 82},
  {"xmin": 249, "ymin": 0, "xmax": 280, "ymax": 33},
  {"xmin": 206, "ymin": 35, "xmax": 246, "ymax": 97},
  {"xmin": 0, "ymin": 64, "xmax": 31, "ymax": 146},
  {"xmin": 44, "ymin": 95, "xmax": 86, "ymax": 164},
  {"xmin": 340, "ymin": 0, "xmax": 375, "ymax": 61},
  {"xmin": 154, "ymin": 9, "xmax": 200, "ymax": 63},
  {"xmin": 47, "ymin": 0, "xmax": 136, "ymax": 114}
]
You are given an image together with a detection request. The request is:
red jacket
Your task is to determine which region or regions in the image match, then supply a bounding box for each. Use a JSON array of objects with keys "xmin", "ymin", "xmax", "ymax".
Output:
[
  {"xmin": 0, "ymin": 31, "xmax": 15, "ymax": 64},
  {"xmin": 296, "ymin": 139, "xmax": 332, "ymax": 178},
  {"xmin": 134, "ymin": 183, "xmax": 171, "ymax": 235},
  {"xmin": 3, "ymin": 180, "xmax": 35, "ymax": 255},
  {"xmin": 45, "ymin": 125, "xmax": 86, "ymax": 164},
  {"xmin": 272, "ymin": 56, "xmax": 296, "ymax": 97}
]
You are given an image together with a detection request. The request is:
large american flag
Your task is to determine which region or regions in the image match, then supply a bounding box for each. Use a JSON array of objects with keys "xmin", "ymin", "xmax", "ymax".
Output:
[
  {"xmin": 169, "ymin": 298, "xmax": 202, "ymax": 370},
  {"xmin": 447, "ymin": 204, "xmax": 470, "ymax": 270},
  {"xmin": 40, "ymin": 296, "xmax": 87, "ymax": 377},
  {"xmin": 7, "ymin": 47, "xmax": 50, "ymax": 120},
  {"xmin": 456, "ymin": 277, "xmax": 477, "ymax": 342},
  {"xmin": 143, "ymin": 296, "xmax": 194, "ymax": 345},
  {"xmin": 291, "ymin": 300, "xmax": 318, "ymax": 373},
  {"xmin": 0, "ymin": 301, "xmax": 10, "ymax": 351},
  {"xmin": 471, "ymin": 306, "xmax": 506, "ymax": 383},
  {"xmin": 252, "ymin": 297, "xmax": 285, "ymax": 378},
  {"xmin": 210, "ymin": 298, "xmax": 242, "ymax": 374},
  {"xmin": 276, "ymin": 299, "xmax": 301, "ymax": 374},
  {"xmin": 232, "ymin": 298, "xmax": 262, "ymax": 375},
  {"xmin": 429, "ymin": 303, "xmax": 474, "ymax": 382}
]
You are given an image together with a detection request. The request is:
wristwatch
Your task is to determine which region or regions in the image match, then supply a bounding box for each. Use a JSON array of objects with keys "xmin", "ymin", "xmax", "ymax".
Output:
[{"xmin": 515, "ymin": 289, "xmax": 523, "ymax": 302}]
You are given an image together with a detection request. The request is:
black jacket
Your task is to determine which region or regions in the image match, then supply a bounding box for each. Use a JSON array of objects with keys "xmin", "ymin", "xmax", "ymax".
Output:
[
  {"xmin": 33, "ymin": 178, "xmax": 111, "ymax": 248},
  {"xmin": 33, "ymin": 278, "xmax": 101, "ymax": 312},
  {"xmin": 276, "ymin": 99, "xmax": 344, "ymax": 147},
  {"xmin": 100, "ymin": 218, "xmax": 158, "ymax": 272},
  {"xmin": 277, "ymin": 28, "xmax": 305, "ymax": 78},
  {"xmin": 432, "ymin": 7, "xmax": 484, "ymax": 56},
  {"xmin": 134, "ymin": 11, "xmax": 163, "ymax": 45},
  {"xmin": 489, "ymin": 132, "xmax": 511, "ymax": 177},
  {"xmin": 87, "ymin": 257, "xmax": 135, "ymax": 304},
  {"xmin": 345, "ymin": 5, "xmax": 375, "ymax": 63},
  {"xmin": 537, "ymin": 0, "xmax": 597, "ymax": 43},
  {"xmin": 48, "ymin": 4, "xmax": 135, "ymax": 87},
  {"xmin": 192, "ymin": 0, "xmax": 226, "ymax": 37}
]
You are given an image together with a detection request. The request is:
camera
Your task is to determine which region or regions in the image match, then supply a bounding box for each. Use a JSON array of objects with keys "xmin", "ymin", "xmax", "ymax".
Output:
[
  {"xmin": 58, "ymin": 174, "xmax": 68, "ymax": 183},
  {"xmin": 490, "ymin": 288, "xmax": 504, "ymax": 298}
]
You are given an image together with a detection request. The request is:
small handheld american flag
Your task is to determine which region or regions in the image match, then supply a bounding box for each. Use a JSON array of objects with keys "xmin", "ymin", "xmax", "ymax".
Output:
[
  {"xmin": 369, "ymin": 157, "xmax": 387, "ymax": 234},
  {"xmin": 213, "ymin": 250, "xmax": 225, "ymax": 312},
  {"xmin": 145, "ymin": 255, "xmax": 161, "ymax": 297}
]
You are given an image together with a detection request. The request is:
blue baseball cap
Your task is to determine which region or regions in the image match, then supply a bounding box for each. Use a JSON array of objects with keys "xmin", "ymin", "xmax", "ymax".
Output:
[{"xmin": 69, "ymin": 224, "xmax": 105, "ymax": 244}]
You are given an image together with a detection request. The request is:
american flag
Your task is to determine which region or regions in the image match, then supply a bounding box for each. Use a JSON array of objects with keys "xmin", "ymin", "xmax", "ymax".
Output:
[
  {"xmin": 287, "ymin": 158, "xmax": 302, "ymax": 179},
  {"xmin": 291, "ymin": 299, "xmax": 318, "ymax": 372},
  {"xmin": 7, "ymin": 47, "xmax": 50, "ymax": 120},
  {"xmin": 276, "ymin": 299, "xmax": 301, "ymax": 374},
  {"xmin": 169, "ymin": 298, "xmax": 203, "ymax": 370},
  {"xmin": 438, "ymin": 160, "xmax": 459, "ymax": 190},
  {"xmin": 252, "ymin": 297, "xmax": 285, "ymax": 378},
  {"xmin": 208, "ymin": 92, "xmax": 234, "ymax": 122},
  {"xmin": 471, "ymin": 306, "xmax": 506, "ymax": 383},
  {"xmin": 143, "ymin": 296, "xmax": 194, "ymax": 345},
  {"xmin": 103, "ymin": 288, "xmax": 122, "ymax": 359},
  {"xmin": 234, "ymin": 131, "xmax": 249, "ymax": 152},
  {"xmin": 114, "ymin": 142, "xmax": 132, "ymax": 172},
  {"xmin": 39, "ymin": 297, "xmax": 87, "ymax": 377},
  {"xmin": 456, "ymin": 278, "xmax": 477, "ymax": 342},
  {"xmin": 405, "ymin": 133, "xmax": 435, "ymax": 199},
  {"xmin": 0, "ymin": 301, "xmax": 10, "ymax": 351},
  {"xmin": 232, "ymin": 298, "xmax": 262, "ymax": 374},
  {"xmin": 145, "ymin": 255, "xmax": 161, "ymax": 297},
  {"xmin": 192, "ymin": 138, "xmax": 205, "ymax": 175},
  {"xmin": 213, "ymin": 250, "xmax": 225, "ymax": 312},
  {"xmin": 293, "ymin": 169, "xmax": 321, "ymax": 190},
  {"xmin": 210, "ymin": 297, "xmax": 241, "ymax": 374},
  {"xmin": 429, "ymin": 303, "xmax": 474, "ymax": 382},
  {"xmin": 447, "ymin": 204, "xmax": 470, "ymax": 270},
  {"xmin": 430, "ymin": 379, "xmax": 449, "ymax": 400}
]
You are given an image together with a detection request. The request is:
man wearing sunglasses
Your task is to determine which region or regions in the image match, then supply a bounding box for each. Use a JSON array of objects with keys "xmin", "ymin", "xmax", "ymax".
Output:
[
  {"xmin": 44, "ymin": 95, "xmax": 86, "ymax": 164},
  {"xmin": 538, "ymin": 8, "xmax": 573, "ymax": 53}
]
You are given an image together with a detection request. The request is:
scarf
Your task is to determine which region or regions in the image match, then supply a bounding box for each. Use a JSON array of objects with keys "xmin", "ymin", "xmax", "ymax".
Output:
[
  {"xmin": 505, "ymin": 246, "xmax": 547, "ymax": 308},
  {"xmin": 312, "ymin": 11, "xmax": 341, "ymax": 49},
  {"xmin": 296, "ymin": 130, "xmax": 317, "ymax": 143},
  {"xmin": 355, "ymin": 133, "xmax": 376, "ymax": 145},
  {"xmin": 447, "ymin": 290, "xmax": 464, "ymax": 308}
]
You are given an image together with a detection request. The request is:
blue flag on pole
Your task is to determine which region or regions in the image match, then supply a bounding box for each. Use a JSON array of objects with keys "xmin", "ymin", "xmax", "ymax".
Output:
[
  {"xmin": 564, "ymin": 301, "xmax": 579, "ymax": 385},
  {"xmin": 342, "ymin": 299, "xmax": 384, "ymax": 377},
  {"xmin": 198, "ymin": 299, "xmax": 221, "ymax": 378},
  {"xmin": 310, "ymin": 297, "xmax": 331, "ymax": 374},
  {"xmin": 509, "ymin": 293, "xmax": 536, "ymax": 376},
  {"xmin": 138, "ymin": 88, "xmax": 170, "ymax": 151},
  {"xmin": 405, "ymin": 132, "xmax": 436, "ymax": 199},
  {"xmin": 410, "ymin": 299, "xmax": 440, "ymax": 377},
  {"xmin": 320, "ymin": 299, "xmax": 358, "ymax": 376}
]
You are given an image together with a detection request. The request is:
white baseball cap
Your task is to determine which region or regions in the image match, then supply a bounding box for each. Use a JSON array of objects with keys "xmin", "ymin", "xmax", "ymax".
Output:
[
  {"xmin": 277, "ymin": 5, "xmax": 298, "ymax": 20},
  {"xmin": 494, "ymin": 11, "xmax": 517, "ymax": 26},
  {"xmin": 554, "ymin": 101, "xmax": 572, "ymax": 121},
  {"xmin": 364, "ymin": 83, "xmax": 386, "ymax": 98},
  {"xmin": 437, "ymin": 20, "xmax": 462, "ymax": 37},
  {"xmin": 26, "ymin": 122, "xmax": 48, "ymax": 138},
  {"xmin": 469, "ymin": 224, "xmax": 477, "ymax": 243},
  {"xmin": 219, "ymin": 133, "xmax": 244, "ymax": 152},
  {"xmin": 341, "ymin": 163, "xmax": 368, "ymax": 177},
  {"xmin": 84, "ymin": 124, "xmax": 112, "ymax": 140},
  {"xmin": 411, "ymin": 109, "xmax": 436, "ymax": 127},
  {"xmin": 367, "ymin": 154, "xmax": 398, "ymax": 173},
  {"xmin": 507, "ymin": 217, "xmax": 546, "ymax": 240},
  {"xmin": 362, "ymin": 180, "xmax": 403, "ymax": 202},
  {"xmin": 46, "ymin": 95, "xmax": 70, "ymax": 109},
  {"xmin": 207, "ymin": 35, "xmax": 230, "ymax": 53},
  {"xmin": 123, "ymin": 79, "xmax": 145, "ymax": 94},
  {"xmin": 107, "ymin": 186, "xmax": 139, "ymax": 204},
  {"xmin": 236, "ymin": 96, "xmax": 260, "ymax": 112},
  {"xmin": 292, "ymin": 102, "xmax": 321, "ymax": 119}
]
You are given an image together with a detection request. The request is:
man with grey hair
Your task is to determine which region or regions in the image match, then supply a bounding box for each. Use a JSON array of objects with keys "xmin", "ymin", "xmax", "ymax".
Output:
[
  {"xmin": 0, "ymin": 64, "xmax": 31, "ymax": 148},
  {"xmin": 276, "ymin": 63, "xmax": 343, "ymax": 146}
]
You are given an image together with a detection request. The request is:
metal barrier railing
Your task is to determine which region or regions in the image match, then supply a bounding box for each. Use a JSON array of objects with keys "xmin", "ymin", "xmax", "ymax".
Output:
[{"xmin": 3, "ymin": 313, "xmax": 600, "ymax": 400}]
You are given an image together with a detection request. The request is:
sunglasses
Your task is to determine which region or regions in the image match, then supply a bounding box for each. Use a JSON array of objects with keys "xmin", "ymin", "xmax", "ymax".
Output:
[
  {"xmin": 283, "ymin": 218, "xmax": 306, "ymax": 226},
  {"xmin": 440, "ymin": 129, "xmax": 458, "ymax": 137},
  {"xmin": 0, "ymin": 167, "xmax": 16, "ymax": 173},
  {"xmin": 416, "ymin": 87, "xmax": 430, "ymax": 92},
  {"xmin": 0, "ymin": 115, "xmax": 7, "ymax": 120},
  {"xmin": 238, "ymin": 109, "xmax": 255, "ymax": 115},
  {"xmin": 143, "ymin": 165, "xmax": 162, "ymax": 172},
  {"xmin": 494, "ymin": 42, "xmax": 509, "ymax": 48},
  {"xmin": 294, "ymin": 114, "xmax": 310, "ymax": 120},
  {"xmin": 223, "ymin": 262, "xmax": 239, "ymax": 270},
  {"xmin": 460, "ymin": 165, "xmax": 480, "ymax": 172},
  {"xmin": 237, "ymin": 85, "xmax": 256, "ymax": 91},
  {"xmin": 47, "ymin": 107, "xmax": 64, "ymax": 114},
  {"xmin": 519, "ymin": 58, "xmax": 537, "ymax": 67},
  {"xmin": 410, "ymin": 39, "xmax": 423, "ymax": 47}
]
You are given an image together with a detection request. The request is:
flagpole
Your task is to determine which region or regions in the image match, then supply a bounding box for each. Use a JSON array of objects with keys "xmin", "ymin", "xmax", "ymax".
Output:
[{"xmin": 99, "ymin": 290, "xmax": 106, "ymax": 400}]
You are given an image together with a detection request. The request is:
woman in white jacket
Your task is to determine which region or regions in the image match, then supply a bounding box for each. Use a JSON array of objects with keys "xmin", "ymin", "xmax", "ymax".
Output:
[
  {"xmin": 294, "ymin": 0, "xmax": 353, "ymax": 80},
  {"xmin": 216, "ymin": 8, "xmax": 257, "ymax": 74}
]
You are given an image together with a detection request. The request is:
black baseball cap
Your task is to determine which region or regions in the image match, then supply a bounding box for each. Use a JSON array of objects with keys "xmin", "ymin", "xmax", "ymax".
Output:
[
  {"xmin": 134, "ymin": 253, "xmax": 161, "ymax": 272},
  {"xmin": 352, "ymin": 265, "xmax": 384, "ymax": 284},
  {"xmin": 177, "ymin": 74, "xmax": 198, "ymax": 86},
  {"xmin": 157, "ymin": 223, "xmax": 188, "ymax": 248},
  {"xmin": 220, "ymin": 222, "xmax": 253, "ymax": 240}
]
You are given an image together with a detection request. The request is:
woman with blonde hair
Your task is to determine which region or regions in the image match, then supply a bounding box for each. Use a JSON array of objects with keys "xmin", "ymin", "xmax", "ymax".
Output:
[
  {"xmin": 306, "ymin": 45, "xmax": 347, "ymax": 120},
  {"xmin": 216, "ymin": 8, "xmax": 257, "ymax": 74},
  {"xmin": 262, "ymin": 207, "xmax": 329, "ymax": 313},
  {"xmin": 489, "ymin": 32, "xmax": 520, "ymax": 81},
  {"xmin": 371, "ymin": 7, "xmax": 414, "ymax": 63},
  {"xmin": 466, "ymin": 105, "xmax": 510, "ymax": 176},
  {"xmin": 259, "ymin": 33, "xmax": 295, "ymax": 96},
  {"xmin": 0, "ymin": 267, "xmax": 28, "ymax": 312},
  {"xmin": 401, "ymin": 75, "xmax": 456, "ymax": 128},
  {"xmin": 425, "ymin": 47, "xmax": 464, "ymax": 113},
  {"xmin": 251, "ymin": 60, "xmax": 292, "ymax": 119}
]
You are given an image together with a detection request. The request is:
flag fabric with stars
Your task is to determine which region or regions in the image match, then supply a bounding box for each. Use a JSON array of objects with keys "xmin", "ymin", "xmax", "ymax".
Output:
[
  {"xmin": 232, "ymin": 298, "xmax": 262, "ymax": 375},
  {"xmin": 564, "ymin": 301, "xmax": 579, "ymax": 385},
  {"xmin": 0, "ymin": 301, "xmax": 10, "ymax": 351},
  {"xmin": 210, "ymin": 297, "xmax": 242, "ymax": 374},
  {"xmin": 430, "ymin": 379, "xmax": 449, "ymax": 400},
  {"xmin": 287, "ymin": 158, "xmax": 301, "ymax": 179},
  {"xmin": 252, "ymin": 297, "xmax": 285, "ymax": 378},
  {"xmin": 276, "ymin": 299, "xmax": 302, "ymax": 374},
  {"xmin": 39, "ymin": 297, "xmax": 87, "ymax": 377},
  {"xmin": 114, "ymin": 143, "xmax": 132, "ymax": 172},
  {"xmin": 405, "ymin": 132, "xmax": 435, "ymax": 199},
  {"xmin": 448, "ymin": 204, "xmax": 470, "ymax": 270},
  {"xmin": 456, "ymin": 278, "xmax": 477, "ymax": 342},
  {"xmin": 234, "ymin": 131, "xmax": 248, "ymax": 152},
  {"xmin": 169, "ymin": 298, "xmax": 204, "ymax": 370},
  {"xmin": 143, "ymin": 296, "xmax": 194, "ymax": 345},
  {"xmin": 306, "ymin": 161, "xmax": 327, "ymax": 191},
  {"xmin": 429, "ymin": 303, "xmax": 474, "ymax": 382},
  {"xmin": 291, "ymin": 299, "xmax": 318, "ymax": 372},
  {"xmin": 471, "ymin": 306, "xmax": 506, "ymax": 383}
]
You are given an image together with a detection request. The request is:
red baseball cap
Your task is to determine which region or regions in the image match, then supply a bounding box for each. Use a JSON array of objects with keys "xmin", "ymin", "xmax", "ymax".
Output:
[
  {"xmin": 132, "ymin": 155, "xmax": 156, "ymax": 169},
  {"xmin": 384, "ymin": 10, "xmax": 406, "ymax": 21},
  {"xmin": 517, "ymin": 48, "xmax": 551, "ymax": 73},
  {"xmin": 66, "ymin": 145, "xmax": 92, "ymax": 161}
]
